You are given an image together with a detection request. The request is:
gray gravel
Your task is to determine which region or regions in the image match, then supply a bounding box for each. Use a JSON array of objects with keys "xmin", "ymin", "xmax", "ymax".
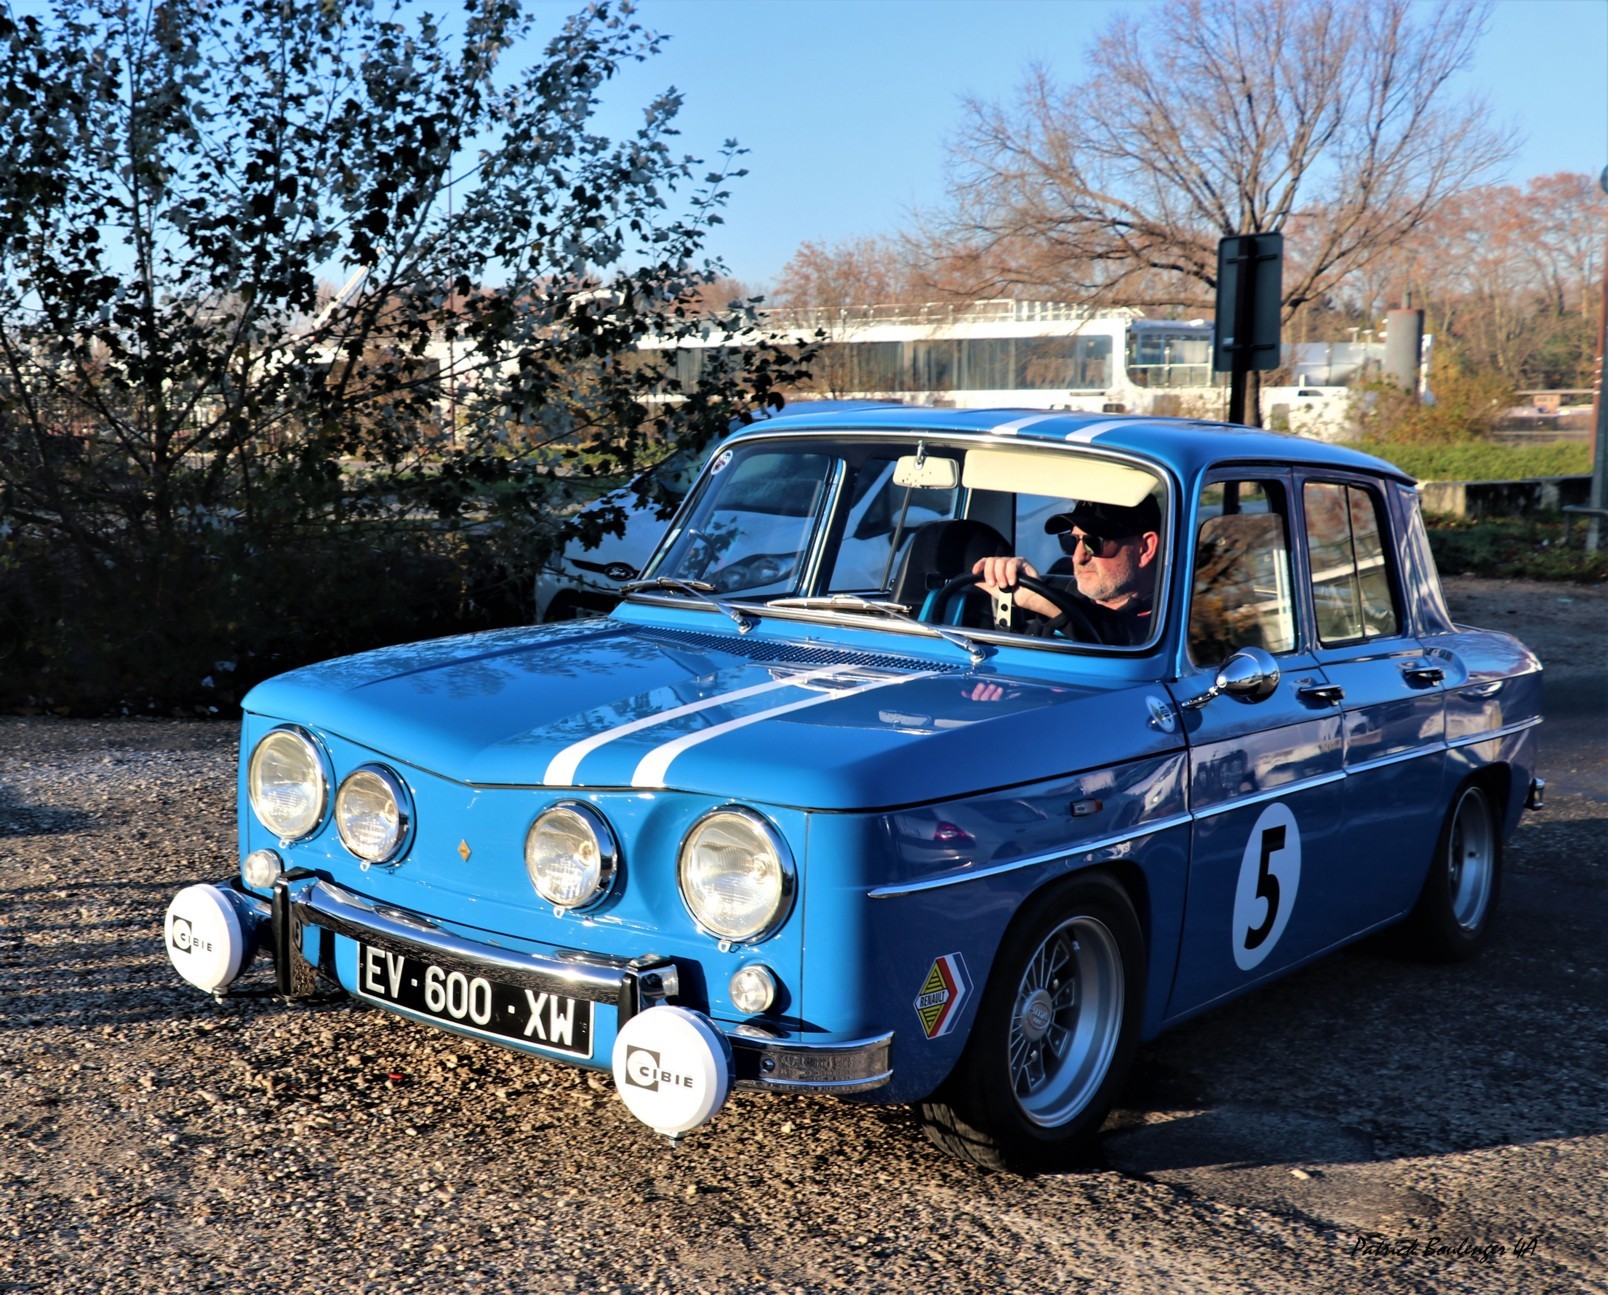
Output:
[{"xmin": 3, "ymin": 579, "xmax": 1604, "ymax": 1294}]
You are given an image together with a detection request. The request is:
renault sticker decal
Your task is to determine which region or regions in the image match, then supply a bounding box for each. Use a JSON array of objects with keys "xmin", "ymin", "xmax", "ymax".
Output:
[{"xmin": 915, "ymin": 953, "xmax": 971, "ymax": 1039}]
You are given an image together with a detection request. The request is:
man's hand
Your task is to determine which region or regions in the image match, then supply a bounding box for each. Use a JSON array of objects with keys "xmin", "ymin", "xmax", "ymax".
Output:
[{"xmin": 971, "ymin": 556, "xmax": 1060, "ymax": 619}]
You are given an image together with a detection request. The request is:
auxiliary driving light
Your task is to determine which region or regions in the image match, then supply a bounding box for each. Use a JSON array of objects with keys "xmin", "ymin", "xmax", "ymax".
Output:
[
  {"xmin": 242, "ymin": 848, "xmax": 283, "ymax": 890},
  {"xmin": 728, "ymin": 964, "xmax": 779, "ymax": 1015},
  {"xmin": 164, "ymin": 885, "xmax": 250, "ymax": 993}
]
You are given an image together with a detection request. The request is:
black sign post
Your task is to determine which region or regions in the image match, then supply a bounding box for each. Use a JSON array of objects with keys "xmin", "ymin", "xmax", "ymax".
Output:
[
  {"xmin": 1587, "ymin": 165, "xmax": 1607, "ymax": 552},
  {"xmin": 1214, "ymin": 233, "xmax": 1284, "ymax": 425}
]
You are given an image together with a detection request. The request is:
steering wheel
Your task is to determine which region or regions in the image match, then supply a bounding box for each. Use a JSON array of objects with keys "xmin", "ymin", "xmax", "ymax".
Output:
[{"xmin": 926, "ymin": 571, "xmax": 1102, "ymax": 643}]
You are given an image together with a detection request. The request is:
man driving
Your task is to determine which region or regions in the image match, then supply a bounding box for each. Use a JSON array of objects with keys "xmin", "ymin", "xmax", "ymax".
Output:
[{"xmin": 971, "ymin": 496, "xmax": 1162, "ymax": 645}]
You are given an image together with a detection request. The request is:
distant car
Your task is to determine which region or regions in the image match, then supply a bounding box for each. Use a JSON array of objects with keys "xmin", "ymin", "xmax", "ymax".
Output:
[
  {"xmin": 534, "ymin": 444, "xmax": 704, "ymax": 622},
  {"xmin": 535, "ymin": 401, "xmax": 903, "ymax": 621},
  {"xmin": 165, "ymin": 406, "xmax": 1543, "ymax": 1170}
]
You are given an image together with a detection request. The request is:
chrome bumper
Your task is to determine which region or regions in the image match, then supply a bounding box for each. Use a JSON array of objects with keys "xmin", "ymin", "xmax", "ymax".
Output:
[{"xmin": 219, "ymin": 874, "xmax": 892, "ymax": 1095}]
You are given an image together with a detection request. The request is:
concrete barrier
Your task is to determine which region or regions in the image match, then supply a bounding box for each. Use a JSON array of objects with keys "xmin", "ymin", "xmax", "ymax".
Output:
[{"xmin": 1417, "ymin": 476, "xmax": 1592, "ymax": 519}]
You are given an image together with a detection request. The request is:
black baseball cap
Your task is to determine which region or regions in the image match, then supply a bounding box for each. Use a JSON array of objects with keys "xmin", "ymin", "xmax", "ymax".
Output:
[{"xmin": 1044, "ymin": 494, "xmax": 1161, "ymax": 538}]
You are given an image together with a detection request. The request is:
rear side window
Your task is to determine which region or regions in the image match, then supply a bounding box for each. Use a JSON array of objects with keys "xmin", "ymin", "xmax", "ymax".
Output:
[
  {"xmin": 1303, "ymin": 482, "xmax": 1400, "ymax": 645},
  {"xmin": 1188, "ymin": 480, "xmax": 1297, "ymax": 664}
]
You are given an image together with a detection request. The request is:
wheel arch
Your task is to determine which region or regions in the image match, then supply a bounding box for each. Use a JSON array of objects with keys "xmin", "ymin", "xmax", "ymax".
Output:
[
  {"xmin": 1446, "ymin": 757, "xmax": 1516, "ymax": 840},
  {"xmin": 1402, "ymin": 763, "xmax": 1507, "ymax": 962},
  {"xmin": 1476, "ymin": 760, "xmax": 1519, "ymax": 838},
  {"xmin": 989, "ymin": 861, "xmax": 1155, "ymax": 1017},
  {"xmin": 918, "ymin": 859, "xmax": 1152, "ymax": 1169}
]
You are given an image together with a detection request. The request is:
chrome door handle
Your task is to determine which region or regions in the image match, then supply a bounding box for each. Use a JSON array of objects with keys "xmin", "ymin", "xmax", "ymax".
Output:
[
  {"xmin": 1297, "ymin": 683, "xmax": 1345, "ymax": 706},
  {"xmin": 1402, "ymin": 665, "xmax": 1445, "ymax": 686}
]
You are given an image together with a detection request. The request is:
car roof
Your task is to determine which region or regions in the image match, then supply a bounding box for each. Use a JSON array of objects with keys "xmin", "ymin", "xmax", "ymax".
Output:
[{"xmin": 729, "ymin": 405, "xmax": 1416, "ymax": 486}]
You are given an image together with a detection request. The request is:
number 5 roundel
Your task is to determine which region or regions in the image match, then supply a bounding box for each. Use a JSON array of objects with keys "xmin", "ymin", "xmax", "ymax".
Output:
[{"xmin": 1232, "ymin": 803, "xmax": 1301, "ymax": 971}]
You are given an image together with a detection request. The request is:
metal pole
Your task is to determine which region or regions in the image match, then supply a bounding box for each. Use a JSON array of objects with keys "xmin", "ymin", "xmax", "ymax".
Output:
[
  {"xmin": 1224, "ymin": 237, "xmax": 1268, "ymax": 426},
  {"xmin": 1590, "ymin": 165, "xmax": 1608, "ymax": 553},
  {"xmin": 1229, "ymin": 368, "xmax": 1248, "ymax": 425}
]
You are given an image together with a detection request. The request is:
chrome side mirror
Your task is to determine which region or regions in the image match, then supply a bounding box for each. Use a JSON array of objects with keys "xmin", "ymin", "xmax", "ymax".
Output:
[{"xmin": 1180, "ymin": 647, "xmax": 1281, "ymax": 711}]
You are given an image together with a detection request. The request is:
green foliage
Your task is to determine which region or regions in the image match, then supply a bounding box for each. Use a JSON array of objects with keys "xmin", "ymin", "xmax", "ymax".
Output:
[
  {"xmin": 1354, "ymin": 356, "xmax": 1515, "ymax": 446},
  {"xmin": 1425, "ymin": 516, "xmax": 1608, "ymax": 584},
  {"xmin": 0, "ymin": 0, "xmax": 815, "ymax": 714},
  {"xmin": 1373, "ymin": 443, "xmax": 1592, "ymax": 482},
  {"xmin": 0, "ymin": 524, "xmax": 525, "ymax": 715}
]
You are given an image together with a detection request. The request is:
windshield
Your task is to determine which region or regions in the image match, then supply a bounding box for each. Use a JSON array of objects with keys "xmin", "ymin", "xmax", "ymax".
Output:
[{"xmin": 642, "ymin": 435, "xmax": 1166, "ymax": 648}]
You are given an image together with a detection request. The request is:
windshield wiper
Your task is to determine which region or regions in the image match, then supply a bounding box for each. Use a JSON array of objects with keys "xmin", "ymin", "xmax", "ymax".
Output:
[
  {"xmin": 767, "ymin": 594, "xmax": 990, "ymax": 666},
  {"xmin": 620, "ymin": 577, "xmax": 757, "ymax": 633}
]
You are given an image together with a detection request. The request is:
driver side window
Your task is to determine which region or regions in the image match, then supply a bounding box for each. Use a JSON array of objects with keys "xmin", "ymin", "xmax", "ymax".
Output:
[{"xmin": 1188, "ymin": 480, "xmax": 1297, "ymax": 665}]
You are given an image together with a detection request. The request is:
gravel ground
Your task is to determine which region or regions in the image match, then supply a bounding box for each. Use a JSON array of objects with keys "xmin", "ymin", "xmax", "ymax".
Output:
[{"xmin": 2, "ymin": 578, "xmax": 1603, "ymax": 1294}]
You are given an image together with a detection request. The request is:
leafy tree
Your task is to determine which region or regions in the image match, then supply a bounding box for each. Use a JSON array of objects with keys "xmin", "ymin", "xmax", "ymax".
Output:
[{"xmin": 0, "ymin": 0, "xmax": 809, "ymax": 712}]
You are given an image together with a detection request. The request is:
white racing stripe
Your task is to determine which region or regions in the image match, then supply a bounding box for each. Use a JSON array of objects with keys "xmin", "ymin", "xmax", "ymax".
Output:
[
  {"xmin": 542, "ymin": 662, "xmax": 863, "ymax": 786},
  {"xmin": 631, "ymin": 670, "xmax": 945, "ymax": 789},
  {"xmin": 988, "ymin": 412, "xmax": 1061, "ymax": 436},
  {"xmin": 1062, "ymin": 419, "xmax": 1134, "ymax": 443}
]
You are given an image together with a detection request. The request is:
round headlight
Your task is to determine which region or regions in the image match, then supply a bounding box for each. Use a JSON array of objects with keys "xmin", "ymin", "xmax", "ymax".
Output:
[
  {"xmin": 334, "ymin": 765, "xmax": 412, "ymax": 865},
  {"xmin": 525, "ymin": 803, "xmax": 619, "ymax": 910},
  {"xmin": 248, "ymin": 727, "xmax": 329, "ymax": 842},
  {"xmin": 678, "ymin": 808, "xmax": 795, "ymax": 943}
]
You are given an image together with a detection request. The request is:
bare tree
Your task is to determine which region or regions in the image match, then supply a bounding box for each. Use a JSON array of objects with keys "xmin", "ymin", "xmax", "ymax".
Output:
[
  {"xmin": 1386, "ymin": 176, "xmax": 1608, "ymax": 388},
  {"xmin": 767, "ymin": 237, "xmax": 922, "ymax": 397},
  {"xmin": 770, "ymin": 237, "xmax": 920, "ymax": 310},
  {"xmin": 936, "ymin": 0, "xmax": 1515, "ymax": 331},
  {"xmin": 683, "ymin": 275, "xmax": 763, "ymax": 314},
  {"xmin": 1519, "ymin": 173, "xmax": 1608, "ymax": 325}
]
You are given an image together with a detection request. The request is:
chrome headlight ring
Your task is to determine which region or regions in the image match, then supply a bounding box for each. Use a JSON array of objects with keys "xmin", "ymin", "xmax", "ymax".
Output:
[
  {"xmin": 247, "ymin": 725, "xmax": 333, "ymax": 844},
  {"xmin": 525, "ymin": 801, "xmax": 621, "ymax": 912},
  {"xmin": 334, "ymin": 764, "xmax": 414, "ymax": 867},
  {"xmin": 677, "ymin": 806, "xmax": 797, "ymax": 945}
]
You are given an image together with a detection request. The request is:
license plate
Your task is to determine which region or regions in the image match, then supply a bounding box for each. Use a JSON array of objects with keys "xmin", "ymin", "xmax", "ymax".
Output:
[{"xmin": 356, "ymin": 943, "xmax": 594, "ymax": 1059}]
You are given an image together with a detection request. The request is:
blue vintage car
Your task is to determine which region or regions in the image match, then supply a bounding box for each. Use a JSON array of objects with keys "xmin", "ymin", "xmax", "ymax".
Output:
[{"xmin": 164, "ymin": 406, "xmax": 1544, "ymax": 1170}]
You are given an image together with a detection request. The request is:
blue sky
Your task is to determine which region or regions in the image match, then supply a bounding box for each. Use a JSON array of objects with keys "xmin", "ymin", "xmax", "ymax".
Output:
[{"xmin": 574, "ymin": 0, "xmax": 1608, "ymax": 290}]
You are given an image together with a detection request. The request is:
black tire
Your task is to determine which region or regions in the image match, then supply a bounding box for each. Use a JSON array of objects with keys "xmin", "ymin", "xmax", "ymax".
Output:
[
  {"xmin": 919, "ymin": 872, "xmax": 1145, "ymax": 1172},
  {"xmin": 1404, "ymin": 780, "xmax": 1502, "ymax": 962}
]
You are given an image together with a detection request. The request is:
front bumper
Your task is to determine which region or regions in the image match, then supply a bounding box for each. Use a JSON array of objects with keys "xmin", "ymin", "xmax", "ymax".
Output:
[{"xmin": 214, "ymin": 875, "xmax": 892, "ymax": 1096}]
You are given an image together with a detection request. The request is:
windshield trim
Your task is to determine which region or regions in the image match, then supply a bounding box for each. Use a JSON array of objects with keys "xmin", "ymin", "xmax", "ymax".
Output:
[
  {"xmin": 619, "ymin": 593, "xmax": 1165, "ymax": 660},
  {"xmin": 633, "ymin": 427, "xmax": 1176, "ymax": 655}
]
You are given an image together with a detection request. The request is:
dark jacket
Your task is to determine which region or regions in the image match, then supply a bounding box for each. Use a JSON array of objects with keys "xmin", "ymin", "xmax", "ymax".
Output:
[{"xmin": 1027, "ymin": 583, "xmax": 1153, "ymax": 646}]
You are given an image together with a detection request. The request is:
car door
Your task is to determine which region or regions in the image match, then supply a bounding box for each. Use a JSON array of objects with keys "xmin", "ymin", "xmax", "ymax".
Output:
[
  {"xmin": 1299, "ymin": 476, "xmax": 1446, "ymax": 928},
  {"xmin": 1165, "ymin": 475, "xmax": 1347, "ymax": 1020}
]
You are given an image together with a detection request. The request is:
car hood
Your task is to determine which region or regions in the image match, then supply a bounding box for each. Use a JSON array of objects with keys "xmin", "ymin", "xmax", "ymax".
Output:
[{"xmin": 243, "ymin": 619, "xmax": 1181, "ymax": 810}]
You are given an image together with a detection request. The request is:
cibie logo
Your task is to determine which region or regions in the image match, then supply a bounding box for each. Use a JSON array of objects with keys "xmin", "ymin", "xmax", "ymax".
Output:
[
  {"xmin": 624, "ymin": 1046, "xmax": 695, "ymax": 1093},
  {"xmin": 914, "ymin": 953, "xmax": 971, "ymax": 1039},
  {"xmin": 167, "ymin": 916, "xmax": 213, "ymax": 956}
]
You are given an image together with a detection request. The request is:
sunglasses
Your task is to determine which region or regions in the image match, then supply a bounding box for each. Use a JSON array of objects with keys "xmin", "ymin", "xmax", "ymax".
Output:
[{"xmin": 1056, "ymin": 529, "xmax": 1130, "ymax": 558}]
